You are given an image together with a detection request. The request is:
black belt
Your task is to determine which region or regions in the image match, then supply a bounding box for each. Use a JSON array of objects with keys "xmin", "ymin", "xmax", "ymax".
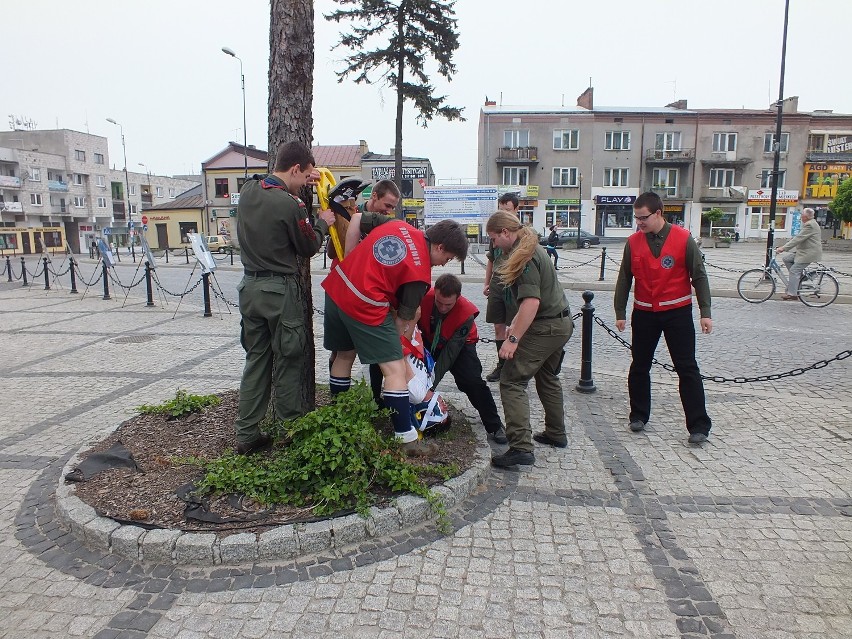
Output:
[
  {"xmin": 244, "ymin": 269, "xmax": 290, "ymax": 277},
  {"xmin": 537, "ymin": 308, "xmax": 571, "ymax": 321}
]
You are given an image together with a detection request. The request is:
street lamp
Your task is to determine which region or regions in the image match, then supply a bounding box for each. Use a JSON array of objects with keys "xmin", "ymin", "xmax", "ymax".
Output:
[
  {"xmin": 576, "ymin": 172, "xmax": 584, "ymax": 248},
  {"xmin": 221, "ymin": 46, "xmax": 248, "ymax": 179},
  {"xmin": 106, "ymin": 117, "xmax": 135, "ymax": 260}
]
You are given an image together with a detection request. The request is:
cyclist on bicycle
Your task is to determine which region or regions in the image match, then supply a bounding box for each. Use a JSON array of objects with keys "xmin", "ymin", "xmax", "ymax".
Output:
[{"xmin": 776, "ymin": 207, "xmax": 822, "ymax": 301}]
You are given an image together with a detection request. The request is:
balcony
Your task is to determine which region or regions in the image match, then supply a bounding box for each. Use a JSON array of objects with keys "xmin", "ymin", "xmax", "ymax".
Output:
[
  {"xmin": 0, "ymin": 176, "xmax": 21, "ymax": 189},
  {"xmin": 51, "ymin": 204, "xmax": 68, "ymax": 215},
  {"xmin": 113, "ymin": 201, "xmax": 126, "ymax": 217},
  {"xmin": 48, "ymin": 180, "xmax": 69, "ymax": 192},
  {"xmin": 646, "ymin": 185, "xmax": 693, "ymax": 200},
  {"xmin": 806, "ymin": 152, "xmax": 852, "ymax": 163},
  {"xmin": 698, "ymin": 186, "xmax": 746, "ymax": 203},
  {"xmin": 496, "ymin": 146, "xmax": 539, "ymax": 163},
  {"xmin": 0, "ymin": 201, "xmax": 23, "ymax": 213},
  {"xmin": 644, "ymin": 149, "xmax": 695, "ymax": 164},
  {"xmin": 701, "ymin": 154, "xmax": 752, "ymax": 167}
]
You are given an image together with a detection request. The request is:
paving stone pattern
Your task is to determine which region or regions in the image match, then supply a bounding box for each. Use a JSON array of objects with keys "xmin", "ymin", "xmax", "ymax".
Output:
[{"xmin": 0, "ymin": 245, "xmax": 850, "ymax": 638}]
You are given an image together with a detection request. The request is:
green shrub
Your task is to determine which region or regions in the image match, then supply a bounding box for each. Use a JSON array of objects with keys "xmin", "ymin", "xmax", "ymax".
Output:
[{"xmin": 136, "ymin": 389, "xmax": 221, "ymax": 419}]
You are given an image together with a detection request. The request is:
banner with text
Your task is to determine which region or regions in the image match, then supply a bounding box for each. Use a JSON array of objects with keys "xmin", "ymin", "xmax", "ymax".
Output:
[{"xmin": 424, "ymin": 186, "xmax": 498, "ymax": 224}]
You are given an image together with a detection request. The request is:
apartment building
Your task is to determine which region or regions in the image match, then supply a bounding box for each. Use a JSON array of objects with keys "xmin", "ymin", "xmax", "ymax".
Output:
[
  {"xmin": 0, "ymin": 129, "xmax": 198, "ymax": 254},
  {"xmin": 477, "ymin": 89, "xmax": 852, "ymax": 240}
]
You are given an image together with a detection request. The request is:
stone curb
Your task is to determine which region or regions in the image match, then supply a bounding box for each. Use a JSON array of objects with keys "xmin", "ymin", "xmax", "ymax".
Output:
[{"xmin": 56, "ymin": 406, "xmax": 492, "ymax": 566}]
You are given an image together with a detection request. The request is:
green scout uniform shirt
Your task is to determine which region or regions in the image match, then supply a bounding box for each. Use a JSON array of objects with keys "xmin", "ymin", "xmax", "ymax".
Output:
[
  {"xmin": 504, "ymin": 244, "xmax": 568, "ymax": 324},
  {"xmin": 613, "ymin": 222, "xmax": 711, "ymax": 321},
  {"xmin": 237, "ymin": 175, "xmax": 329, "ymax": 273}
]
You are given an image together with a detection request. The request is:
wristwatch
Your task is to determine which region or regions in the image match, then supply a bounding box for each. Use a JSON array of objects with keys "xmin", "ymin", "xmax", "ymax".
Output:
[{"xmin": 508, "ymin": 335, "xmax": 518, "ymax": 344}]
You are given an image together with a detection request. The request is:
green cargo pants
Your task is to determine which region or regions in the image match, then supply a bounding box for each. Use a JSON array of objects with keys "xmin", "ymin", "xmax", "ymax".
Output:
[
  {"xmin": 234, "ymin": 274, "xmax": 306, "ymax": 444},
  {"xmin": 499, "ymin": 317, "xmax": 573, "ymax": 453}
]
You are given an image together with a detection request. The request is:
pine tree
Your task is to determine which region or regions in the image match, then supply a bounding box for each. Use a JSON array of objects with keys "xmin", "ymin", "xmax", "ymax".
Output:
[{"xmin": 326, "ymin": 0, "xmax": 465, "ymax": 214}]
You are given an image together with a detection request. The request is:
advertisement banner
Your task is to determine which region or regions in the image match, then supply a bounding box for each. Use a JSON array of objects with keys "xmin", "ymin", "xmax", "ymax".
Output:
[
  {"xmin": 747, "ymin": 189, "xmax": 799, "ymax": 207},
  {"xmin": 424, "ymin": 186, "xmax": 497, "ymax": 224}
]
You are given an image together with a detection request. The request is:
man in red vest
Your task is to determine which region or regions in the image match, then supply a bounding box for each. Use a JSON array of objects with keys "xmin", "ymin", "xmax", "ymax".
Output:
[
  {"xmin": 614, "ymin": 192, "xmax": 713, "ymax": 445},
  {"xmin": 419, "ymin": 274, "xmax": 507, "ymax": 444},
  {"xmin": 322, "ymin": 215, "xmax": 469, "ymax": 456}
]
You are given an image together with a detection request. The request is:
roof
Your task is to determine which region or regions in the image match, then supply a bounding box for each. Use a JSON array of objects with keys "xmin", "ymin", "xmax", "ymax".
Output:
[
  {"xmin": 481, "ymin": 104, "xmax": 693, "ymax": 115},
  {"xmin": 202, "ymin": 142, "xmax": 268, "ymax": 170},
  {"xmin": 312, "ymin": 145, "xmax": 363, "ymax": 167},
  {"xmin": 149, "ymin": 193, "xmax": 205, "ymax": 211},
  {"xmin": 362, "ymin": 152, "xmax": 430, "ymax": 162}
]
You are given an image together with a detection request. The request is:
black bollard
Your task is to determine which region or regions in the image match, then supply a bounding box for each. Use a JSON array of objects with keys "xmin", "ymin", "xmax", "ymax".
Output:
[
  {"xmin": 323, "ymin": 244, "xmax": 327, "ymax": 269},
  {"xmin": 102, "ymin": 264, "xmax": 111, "ymax": 300},
  {"xmin": 131, "ymin": 244, "xmax": 136, "ymax": 263},
  {"xmin": 185, "ymin": 247, "xmax": 190, "ymax": 264},
  {"xmin": 598, "ymin": 247, "xmax": 607, "ymax": 281},
  {"xmin": 43, "ymin": 257, "xmax": 50, "ymax": 290},
  {"xmin": 460, "ymin": 259, "xmax": 465, "ymax": 275},
  {"xmin": 164, "ymin": 248, "xmax": 169, "ymax": 264},
  {"xmin": 202, "ymin": 272, "xmax": 212, "ymax": 317},
  {"xmin": 69, "ymin": 258, "xmax": 78, "ymax": 294},
  {"xmin": 144, "ymin": 261, "xmax": 155, "ymax": 307},
  {"xmin": 229, "ymin": 247, "xmax": 234, "ymax": 266},
  {"xmin": 575, "ymin": 290, "xmax": 596, "ymax": 394},
  {"xmin": 5, "ymin": 256, "xmax": 11, "ymax": 282},
  {"xmin": 21, "ymin": 257, "xmax": 29, "ymax": 287}
]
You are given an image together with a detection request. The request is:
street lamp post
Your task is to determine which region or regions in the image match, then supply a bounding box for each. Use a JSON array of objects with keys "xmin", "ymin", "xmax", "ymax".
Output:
[
  {"xmin": 106, "ymin": 117, "xmax": 135, "ymax": 261},
  {"xmin": 222, "ymin": 46, "xmax": 248, "ymax": 179},
  {"xmin": 576, "ymin": 172, "xmax": 584, "ymax": 248}
]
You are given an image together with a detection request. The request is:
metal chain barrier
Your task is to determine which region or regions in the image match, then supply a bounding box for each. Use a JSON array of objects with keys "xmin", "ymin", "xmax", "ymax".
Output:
[
  {"xmin": 47, "ymin": 262, "xmax": 73, "ymax": 277},
  {"xmin": 28, "ymin": 262, "xmax": 45, "ymax": 278},
  {"xmin": 593, "ymin": 315, "xmax": 852, "ymax": 383},
  {"xmin": 557, "ymin": 255, "xmax": 600, "ymax": 270},
  {"xmin": 703, "ymin": 260, "xmax": 747, "ymax": 274},
  {"xmin": 829, "ymin": 267, "xmax": 852, "ymax": 278},
  {"xmin": 475, "ymin": 311, "xmax": 582, "ymax": 345},
  {"xmin": 605, "ymin": 252, "xmax": 622, "ymax": 268},
  {"xmin": 74, "ymin": 264, "xmax": 103, "ymax": 286},
  {"xmin": 151, "ymin": 272, "xmax": 204, "ymax": 298},
  {"xmin": 106, "ymin": 269, "xmax": 147, "ymax": 291},
  {"xmin": 210, "ymin": 282, "xmax": 240, "ymax": 309},
  {"xmin": 6, "ymin": 261, "xmax": 21, "ymax": 281}
]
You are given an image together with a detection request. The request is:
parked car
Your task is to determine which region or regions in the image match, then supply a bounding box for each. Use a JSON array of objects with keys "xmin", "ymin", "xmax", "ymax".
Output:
[
  {"xmin": 539, "ymin": 229, "xmax": 601, "ymax": 249},
  {"xmin": 206, "ymin": 235, "xmax": 232, "ymax": 253}
]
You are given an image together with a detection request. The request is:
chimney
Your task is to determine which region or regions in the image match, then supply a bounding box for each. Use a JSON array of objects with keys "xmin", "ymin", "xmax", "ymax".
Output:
[
  {"xmin": 359, "ymin": 139, "xmax": 369, "ymax": 156},
  {"xmin": 780, "ymin": 96, "xmax": 799, "ymax": 113},
  {"xmin": 390, "ymin": 147, "xmax": 397, "ymax": 155},
  {"xmin": 666, "ymin": 99, "xmax": 688, "ymax": 110},
  {"xmin": 484, "ymin": 95, "xmax": 497, "ymax": 106},
  {"xmin": 577, "ymin": 87, "xmax": 593, "ymax": 110}
]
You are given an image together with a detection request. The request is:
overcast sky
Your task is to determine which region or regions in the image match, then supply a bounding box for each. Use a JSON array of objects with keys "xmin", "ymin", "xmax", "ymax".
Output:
[{"xmin": 5, "ymin": 0, "xmax": 849, "ymax": 182}]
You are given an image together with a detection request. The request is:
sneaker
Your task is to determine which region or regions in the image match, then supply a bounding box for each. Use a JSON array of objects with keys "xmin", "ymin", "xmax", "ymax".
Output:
[
  {"xmin": 488, "ymin": 427, "xmax": 508, "ymax": 445},
  {"xmin": 629, "ymin": 419, "xmax": 646, "ymax": 432},
  {"xmin": 401, "ymin": 439, "xmax": 439, "ymax": 457},
  {"xmin": 533, "ymin": 432, "xmax": 567, "ymax": 448},
  {"xmin": 491, "ymin": 448, "xmax": 535, "ymax": 468},
  {"xmin": 485, "ymin": 363, "xmax": 503, "ymax": 383},
  {"xmin": 236, "ymin": 433, "xmax": 272, "ymax": 455},
  {"xmin": 688, "ymin": 432, "xmax": 708, "ymax": 445}
]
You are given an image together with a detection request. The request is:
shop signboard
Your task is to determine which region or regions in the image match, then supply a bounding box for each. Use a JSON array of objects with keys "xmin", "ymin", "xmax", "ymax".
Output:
[
  {"xmin": 424, "ymin": 185, "xmax": 497, "ymax": 224},
  {"xmin": 747, "ymin": 189, "xmax": 799, "ymax": 207}
]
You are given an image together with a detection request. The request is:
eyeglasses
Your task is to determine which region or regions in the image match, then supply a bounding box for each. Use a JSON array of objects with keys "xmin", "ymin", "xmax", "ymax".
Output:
[{"xmin": 634, "ymin": 212, "xmax": 656, "ymax": 222}]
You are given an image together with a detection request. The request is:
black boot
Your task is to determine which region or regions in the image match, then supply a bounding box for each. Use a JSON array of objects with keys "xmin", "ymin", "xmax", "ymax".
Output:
[{"xmin": 486, "ymin": 340, "xmax": 505, "ymax": 382}]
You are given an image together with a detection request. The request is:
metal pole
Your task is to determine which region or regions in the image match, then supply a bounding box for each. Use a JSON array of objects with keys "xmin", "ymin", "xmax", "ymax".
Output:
[
  {"xmin": 202, "ymin": 272, "xmax": 213, "ymax": 317},
  {"xmin": 576, "ymin": 173, "xmax": 583, "ymax": 248},
  {"xmin": 21, "ymin": 257, "xmax": 29, "ymax": 287},
  {"xmin": 222, "ymin": 47, "xmax": 248, "ymax": 179},
  {"xmin": 144, "ymin": 261, "xmax": 155, "ymax": 307},
  {"xmin": 5, "ymin": 256, "xmax": 11, "ymax": 282},
  {"xmin": 598, "ymin": 246, "xmax": 607, "ymax": 281},
  {"xmin": 43, "ymin": 257, "xmax": 50, "ymax": 290},
  {"xmin": 102, "ymin": 264, "xmax": 111, "ymax": 300},
  {"xmin": 69, "ymin": 258, "xmax": 78, "ymax": 294},
  {"xmin": 765, "ymin": 0, "xmax": 790, "ymax": 268},
  {"xmin": 575, "ymin": 290, "xmax": 596, "ymax": 393}
]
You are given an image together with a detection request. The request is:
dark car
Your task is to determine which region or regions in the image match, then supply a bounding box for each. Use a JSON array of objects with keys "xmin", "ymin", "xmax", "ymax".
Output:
[{"xmin": 540, "ymin": 228, "xmax": 601, "ymax": 249}]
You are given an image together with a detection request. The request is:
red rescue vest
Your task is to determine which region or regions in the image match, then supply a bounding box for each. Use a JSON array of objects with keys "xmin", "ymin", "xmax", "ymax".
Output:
[
  {"xmin": 322, "ymin": 220, "xmax": 431, "ymax": 325},
  {"xmin": 628, "ymin": 224, "xmax": 693, "ymax": 312},
  {"xmin": 419, "ymin": 291, "xmax": 479, "ymax": 352}
]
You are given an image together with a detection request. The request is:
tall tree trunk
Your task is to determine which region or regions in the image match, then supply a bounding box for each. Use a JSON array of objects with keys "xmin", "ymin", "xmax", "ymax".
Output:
[
  {"xmin": 394, "ymin": 3, "xmax": 405, "ymax": 219},
  {"xmin": 269, "ymin": 0, "xmax": 317, "ymax": 408}
]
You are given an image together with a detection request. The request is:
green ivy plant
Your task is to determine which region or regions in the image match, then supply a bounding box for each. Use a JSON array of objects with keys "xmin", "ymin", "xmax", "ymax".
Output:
[
  {"xmin": 136, "ymin": 389, "xmax": 221, "ymax": 419},
  {"xmin": 194, "ymin": 382, "xmax": 448, "ymax": 528}
]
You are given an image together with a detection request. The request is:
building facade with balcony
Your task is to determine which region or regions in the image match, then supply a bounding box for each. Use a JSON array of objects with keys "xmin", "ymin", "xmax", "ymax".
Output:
[
  {"xmin": 0, "ymin": 129, "xmax": 198, "ymax": 254},
  {"xmin": 477, "ymin": 90, "xmax": 851, "ymax": 240}
]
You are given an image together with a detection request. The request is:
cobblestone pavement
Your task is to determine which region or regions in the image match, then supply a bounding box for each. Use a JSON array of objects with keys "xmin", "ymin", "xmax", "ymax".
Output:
[{"xmin": 1, "ymin": 244, "xmax": 850, "ymax": 639}]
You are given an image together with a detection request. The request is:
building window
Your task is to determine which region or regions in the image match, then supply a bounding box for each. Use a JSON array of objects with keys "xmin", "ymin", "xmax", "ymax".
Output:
[
  {"xmin": 179, "ymin": 221, "xmax": 199, "ymax": 244},
  {"xmin": 236, "ymin": 177, "xmax": 247, "ymax": 192},
  {"xmin": 156, "ymin": 186, "xmax": 163, "ymax": 198},
  {"xmin": 750, "ymin": 206, "xmax": 787, "ymax": 230},
  {"xmin": 73, "ymin": 174, "xmax": 84, "ymax": 185},
  {"xmin": 168, "ymin": 187, "xmax": 175, "ymax": 198},
  {"xmin": 97, "ymin": 196, "xmax": 108, "ymax": 208},
  {"xmin": 759, "ymin": 169, "xmax": 786, "ymax": 189},
  {"xmin": 48, "ymin": 171, "xmax": 61, "ymax": 181},
  {"xmin": 712, "ymin": 132, "xmax": 737, "ymax": 153},
  {"xmin": 552, "ymin": 167, "xmax": 579, "ymax": 187},
  {"xmin": 655, "ymin": 132, "xmax": 681, "ymax": 151},
  {"xmin": 502, "ymin": 166, "xmax": 528, "ymax": 185},
  {"xmin": 709, "ymin": 168, "xmax": 735, "ymax": 188},
  {"xmin": 31, "ymin": 193, "xmax": 43, "ymax": 206},
  {"xmin": 130, "ymin": 203, "xmax": 138, "ymax": 215},
  {"xmin": 603, "ymin": 168, "xmax": 629, "ymax": 187},
  {"xmin": 75, "ymin": 149, "xmax": 86, "ymax": 161},
  {"xmin": 503, "ymin": 130, "xmax": 529, "ymax": 148},
  {"xmin": 73, "ymin": 196, "xmax": 86, "ymax": 207},
  {"xmin": 652, "ymin": 168, "xmax": 679, "ymax": 195},
  {"xmin": 96, "ymin": 175, "xmax": 105, "ymax": 187},
  {"xmin": 806, "ymin": 134, "xmax": 824, "ymax": 152},
  {"xmin": 94, "ymin": 152, "xmax": 105, "ymax": 165},
  {"xmin": 605, "ymin": 131, "xmax": 630, "ymax": 151},
  {"xmin": 764, "ymin": 132, "xmax": 790, "ymax": 153},
  {"xmin": 553, "ymin": 129, "xmax": 579, "ymax": 150},
  {"xmin": 215, "ymin": 178, "xmax": 229, "ymax": 197},
  {"xmin": 30, "ymin": 168, "xmax": 41, "ymax": 182},
  {"xmin": 128, "ymin": 184, "xmax": 136, "ymax": 196}
]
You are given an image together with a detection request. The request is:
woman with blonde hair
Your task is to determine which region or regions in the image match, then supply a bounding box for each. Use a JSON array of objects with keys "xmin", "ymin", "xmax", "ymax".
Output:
[{"xmin": 484, "ymin": 211, "xmax": 574, "ymax": 469}]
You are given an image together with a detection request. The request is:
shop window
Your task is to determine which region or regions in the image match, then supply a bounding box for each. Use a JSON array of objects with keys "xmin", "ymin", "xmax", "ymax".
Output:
[
  {"xmin": 750, "ymin": 206, "xmax": 787, "ymax": 230},
  {"xmin": 179, "ymin": 222, "xmax": 199, "ymax": 244},
  {"xmin": 0, "ymin": 233, "xmax": 19, "ymax": 250},
  {"xmin": 604, "ymin": 207, "xmax": 634, "ymax": 228},
  {"xmin": 215, "ymin": 178, "xmax": 229, "ymax": 197},
  {"xmin": 44, "ymin": 231, "xmax": 62, "ymax": 248}
]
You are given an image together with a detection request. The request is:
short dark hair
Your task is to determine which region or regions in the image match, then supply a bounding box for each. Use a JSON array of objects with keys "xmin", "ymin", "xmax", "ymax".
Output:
[
  {"xmin": 634, "ymin": 191, "xmax": 663, "ymax": 214},
  {"xmin": 273, "ymin": 141, "xmax": 315, "ymax": 173},
  {"xmin": 373, "ymin": 179, "xmax": 401, "ymax": 200},
  {"xmin": 498, "ymin": 192, "xmax": 519, "ymax": 209},
  {"xmin": 425, "ymin": 220, "xmax": 469, "ymax": 261},
  {"xmin": 434, "ymin": 273, "xmax": 462, "ymax": 298}
]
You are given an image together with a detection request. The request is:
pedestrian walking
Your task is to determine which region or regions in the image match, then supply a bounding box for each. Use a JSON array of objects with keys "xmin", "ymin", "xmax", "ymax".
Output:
[{"xmin": 545, "ymin": 224, "xmax": 560, "ymax": 269}]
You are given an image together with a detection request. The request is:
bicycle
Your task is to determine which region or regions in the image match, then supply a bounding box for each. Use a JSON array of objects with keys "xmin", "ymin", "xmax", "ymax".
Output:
[{"xmin": 737, "ymin": 249, "xmax": 839, "ymax": 308}]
